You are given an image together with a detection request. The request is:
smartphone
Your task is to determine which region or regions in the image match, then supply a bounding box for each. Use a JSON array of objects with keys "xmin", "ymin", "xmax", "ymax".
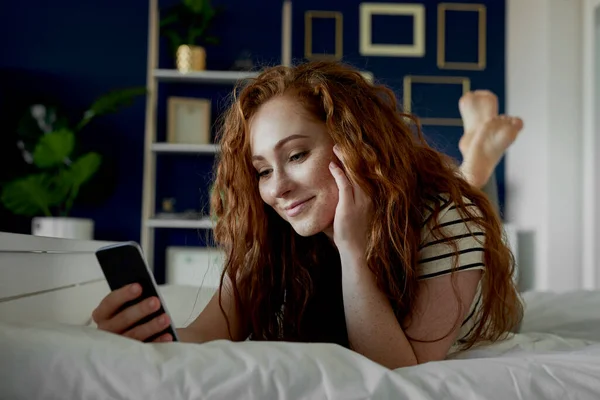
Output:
[{"xmin": 95, "ymin": 241, "xmax": 180, "ymax": 342}]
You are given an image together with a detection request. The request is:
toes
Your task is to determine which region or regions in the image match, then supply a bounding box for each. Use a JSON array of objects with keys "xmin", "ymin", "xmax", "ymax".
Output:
[
  {"xmin": 511, "ymin": 117, "xmax": 524, "ymax": 130},
  {"xmin": 459, "ymin": 91, "xmax": 475, "ymax": 106},
  {"xmin": 495, "ymin": 115, "xmax": 524, "ymax": 130},
  {"xmin": 472, "ymin": 89, "xmax": 497, "ymax": 98},
  {"xmin": 458, "ymin": 90, "xmax": 499, "ymax": 113}
]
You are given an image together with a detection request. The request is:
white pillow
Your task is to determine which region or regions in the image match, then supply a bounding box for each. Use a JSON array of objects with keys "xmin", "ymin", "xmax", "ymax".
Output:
[{"xmin": 519, "ymin": 290, "xmax": 600, "ymax": 342}]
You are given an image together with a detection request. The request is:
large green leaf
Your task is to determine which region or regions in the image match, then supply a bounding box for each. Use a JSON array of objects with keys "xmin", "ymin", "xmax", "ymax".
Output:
[
  {"xmin": 0, "ymin": 173, "xmax": 66, "ymax": 216},
  {"xmin": 77, "ymin": 87, "xmax": 146, "ymax": 131},
  {"xmin": 184, "ymin": 0, "xmax": 205, "ymax": 13},
  {"xmin": 59, "ymin": 152, "xmax": 102, "ymax": 215},
  {"xmin": 32, "ymin": 129, "xmax": 75, "ymax": 169},
  {"xmin": 68, "ymin": 152, "xmax": 102, "ymax": 187}
]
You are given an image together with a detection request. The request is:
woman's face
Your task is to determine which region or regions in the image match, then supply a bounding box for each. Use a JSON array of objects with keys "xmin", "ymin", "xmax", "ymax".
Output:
[{"xmin": 250, "ymin": 96, "xmax": 339, "ymax": 237}]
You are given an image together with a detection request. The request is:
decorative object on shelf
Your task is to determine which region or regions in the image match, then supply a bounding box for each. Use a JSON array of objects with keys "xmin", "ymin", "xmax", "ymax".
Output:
[
  {"xmin": 359, "ymin": 3, "xmax": 425, "ymax": 57},
  {"xmin": 360, "ymin": 71, "xmax": 374, "ymax": 83},
  {"xmin": 155, "ymin": 198, "xmax": 203, "ymax": 221},
  {"xmin": 160, "ymin": 0, "xmax": 223, "ymax": 72},
  {"xmin": 155, "ymin": 210, "xmax": 202, "ymax": 220},
  {"xmin": 304, "ymin": 10, "xmax": 344, "ymax": 61},
  {"xmin": 230, "ymin": 50, "xmax": 254, "ymax": 71},
  {"xmin": 176, "ymin": 45, "xmax": 206, "ymax": 72},
  {"xmin": 167, "ymin": 97, "xmax": 212, "ymax": 145},
  {"xmin": 162, "ymin": 197, "xmax": 176, "ymax": 213},
  {"xmin": 0, "ymin": 87, "xmax": 146, "ymax": 239},
  {"xmin": 32, "ymin": 217, "xmax": 94, "ymax": 240},
  {"xmin": 402, "ymin": 75, "xmax": 471, "ymax": 126},
  {"xmin": 437, "ymin": 3, "xmax": 487, "ymax": 71}
]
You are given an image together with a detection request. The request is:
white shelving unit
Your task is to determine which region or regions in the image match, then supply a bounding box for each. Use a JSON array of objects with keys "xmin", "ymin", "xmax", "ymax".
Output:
[
  {"xmin": 145, "ymin": 217, "xmax": 214, "ymax": 229},
  {"xmin": 151, "ymin": 143, "xmax": 219, "ymax": 154},
  {"xmin": 140, "ymin": 0, "xmax": 256, "ymax": 271},
  {"xmin": 154, "ymin": 69, "xmax": 259, "ymax": 84}
]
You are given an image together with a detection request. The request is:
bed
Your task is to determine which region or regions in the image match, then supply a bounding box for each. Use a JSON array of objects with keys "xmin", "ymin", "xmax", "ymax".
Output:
[{"xmin": 1, "ymin": 231, "xmax": 599, "ymax": 400}]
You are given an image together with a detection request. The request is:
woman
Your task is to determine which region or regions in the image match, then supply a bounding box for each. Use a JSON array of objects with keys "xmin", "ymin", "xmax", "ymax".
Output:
[{"xmin": 93, "ymin": 61, "xmax": 523, "ymax": 369}]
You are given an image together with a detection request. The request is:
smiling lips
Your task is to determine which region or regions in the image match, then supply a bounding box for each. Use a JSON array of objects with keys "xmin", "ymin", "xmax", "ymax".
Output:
[{"xmin": 284, "ymin": 197, "xmax": 315, "ymax": 218}]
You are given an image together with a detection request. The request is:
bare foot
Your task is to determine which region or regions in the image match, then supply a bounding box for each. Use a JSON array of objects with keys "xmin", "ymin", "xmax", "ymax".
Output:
[
  {"xmin": 458, "ymin": 90, "xmax": 499, "ymax": 156},
  {"xmin": 461, "ymin": 115, "xmax": 524, "ymax": 188}
]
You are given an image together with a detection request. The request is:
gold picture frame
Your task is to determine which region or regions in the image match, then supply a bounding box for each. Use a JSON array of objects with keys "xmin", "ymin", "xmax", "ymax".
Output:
[
  {"xmin": 437, "ymin": 3, "xmax": 487, "ymax": 70},
  {"xmin": 403, "ymin": 75, "xmax": 471, "ymax": 126},
  {"xmin": 304, "ymin": 11, "xmax": 343, "ymax": 61},
  {"xmin": 359, "ymin": 2, "xmax": 425, "ymax": 57},
  {"xmin": 167, "ymin": 97, "xmax": 211, "ymax": 145}
]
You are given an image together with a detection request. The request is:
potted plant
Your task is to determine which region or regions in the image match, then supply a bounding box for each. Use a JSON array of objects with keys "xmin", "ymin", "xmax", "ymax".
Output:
[
  {"xmin": 0, "ymin": 87, "xmax": 146, "ymax": 240},
  {"xmin": 160, "ymin": 0, "xmax": 223, "ymax": 72}
]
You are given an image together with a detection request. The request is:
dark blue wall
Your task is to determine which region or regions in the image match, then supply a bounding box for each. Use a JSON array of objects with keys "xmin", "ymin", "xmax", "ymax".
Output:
[
  {"xmin": 0, "ymin": 0, "xmax": 506, "ymax": 281},
  {"xmin": 0, "ymin": 0, "xmax": 149, "ymax": 241}
]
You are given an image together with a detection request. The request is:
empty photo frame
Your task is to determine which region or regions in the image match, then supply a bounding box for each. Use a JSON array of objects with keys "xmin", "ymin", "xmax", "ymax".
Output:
[
  {"xmin": 359, "ymin": 3, "xmax": 425, "ymax": 57},
  {"xmin": 304, "ymin": 10, "xmax": 344, "ymax": 61},
  {"xmin": 167, "ymin": 97, "xmax": 211, "ymax": 145},
  {"xmin": 403, "ymin": 75, "xmax": 471, "ymax": 126},
  {"xmin": 437, "ymin": 3, "xmax": 487, "ymax": 70}
]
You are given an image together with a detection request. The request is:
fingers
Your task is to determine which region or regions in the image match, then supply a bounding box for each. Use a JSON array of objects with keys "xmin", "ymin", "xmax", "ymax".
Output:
[
  {"xmin": 331, "ymin": 145, "xmax": 372, "ymax": 209},
  {"xmin": 153, "ymin": 333, "xmax": 174, "ymax": 343},
  {"xmin": 92, "ymin": 283, "xmax": 141, "ymax": 324},
  {"xmin": 100, "ymin": 296, "xmax": 162, "ymax": 334},
  {"xmin": 92, "ymin": 283, "xmax": 175, "ymax": 343},
  {"xmin": 330, "ymin": 145, "xmax": 354, "ymax": 203},
  {"xmin": 329, "ymin": 162, "xmax": 353, "ymax": 196},
  {"xmin": 123, "ymin": 313, "xmax": 173, "ymax": 342}
]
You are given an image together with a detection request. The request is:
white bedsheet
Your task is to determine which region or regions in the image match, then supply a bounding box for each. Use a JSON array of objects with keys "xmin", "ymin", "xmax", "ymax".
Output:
[{"xmin": 1, "ymin": 288, "xmax": 599, "ymax": 400}]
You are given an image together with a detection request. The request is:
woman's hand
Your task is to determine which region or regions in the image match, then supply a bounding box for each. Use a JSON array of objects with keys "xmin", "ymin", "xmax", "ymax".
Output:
[
  {"xmin": 329, "ymin": 145, "xmax": 373, "ymax": 255},
  {"xmin": 92, "ymin": 283, "xmax": 174, "ymax": 343}
]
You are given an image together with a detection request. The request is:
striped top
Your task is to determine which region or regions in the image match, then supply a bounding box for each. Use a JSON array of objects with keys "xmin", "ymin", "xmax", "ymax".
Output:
[{"xmin": 417, "ymin": 194, "xmax": 486, "ymax": 345}]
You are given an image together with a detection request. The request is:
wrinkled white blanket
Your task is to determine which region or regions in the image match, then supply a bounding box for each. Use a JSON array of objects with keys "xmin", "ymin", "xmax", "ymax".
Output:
[{"xmin": 1, "ymin": 288, "xmax": 599, "ymax": 400}]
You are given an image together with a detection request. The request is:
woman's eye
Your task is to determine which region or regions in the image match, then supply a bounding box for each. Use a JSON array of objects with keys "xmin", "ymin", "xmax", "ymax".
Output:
[
  {"xmin": 258, "ymin": 169, "xmax": 271, "ymax": 179},
  {"xmin": 290, "ymin": 151, "xmax": 308, "ymax": 162}
]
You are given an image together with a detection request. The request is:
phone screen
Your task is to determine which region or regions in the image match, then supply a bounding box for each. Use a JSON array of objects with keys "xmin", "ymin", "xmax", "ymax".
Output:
[{"xmin": 96, "ymin": 242, "xmax": 179, "ymax": 342}]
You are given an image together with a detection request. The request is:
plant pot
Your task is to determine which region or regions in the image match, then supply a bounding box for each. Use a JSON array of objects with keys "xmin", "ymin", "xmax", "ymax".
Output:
[
  {"xmin": 32, "ymin": 217, "xmax": 94, "ymax": 240},
  {"xmin": 176, "ymin": 45, "xmax": 206, "ymax": 73}
]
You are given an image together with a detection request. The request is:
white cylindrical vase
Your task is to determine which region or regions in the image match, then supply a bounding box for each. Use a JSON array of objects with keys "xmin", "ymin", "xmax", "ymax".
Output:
[{"xmin": 32, "ymin": 217, "xmax": 94, "ymax": 240}]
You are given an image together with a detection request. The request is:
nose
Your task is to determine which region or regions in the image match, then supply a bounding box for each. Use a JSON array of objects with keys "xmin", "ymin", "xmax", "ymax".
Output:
[{"xmin": 269, "ymin": 169, "xmax": 293, "ymax": 199}]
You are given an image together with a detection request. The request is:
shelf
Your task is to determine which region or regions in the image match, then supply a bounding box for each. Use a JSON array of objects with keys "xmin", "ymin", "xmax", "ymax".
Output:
[
  {"xmin": 146, "ymin": 217, "xmax": 214, "ymax": 229},
  {"xmin": 151, "ymin": 143, "xmax": 219, "ymax": 154},
  {"xmin": 153, "ymin": 69, "xmax": 258, "ymax": 84}
]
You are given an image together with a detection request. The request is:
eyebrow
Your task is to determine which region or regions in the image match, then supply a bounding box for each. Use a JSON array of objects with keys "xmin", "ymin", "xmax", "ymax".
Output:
[{"xmin": 252, "ymin": 134, "xmax": 309, "ymax": 161}]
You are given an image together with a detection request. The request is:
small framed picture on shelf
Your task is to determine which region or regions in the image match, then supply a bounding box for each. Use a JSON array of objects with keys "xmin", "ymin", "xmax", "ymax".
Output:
[{"xmin": 167, "ymin": 96, "xmax": 212, "ymax": 145}]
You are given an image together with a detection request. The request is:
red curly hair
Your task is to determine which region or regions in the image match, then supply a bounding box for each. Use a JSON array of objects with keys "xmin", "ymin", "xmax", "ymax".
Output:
[{"xmin": 210, "ymin": 61, "xmax": 523, "ymax": 350}]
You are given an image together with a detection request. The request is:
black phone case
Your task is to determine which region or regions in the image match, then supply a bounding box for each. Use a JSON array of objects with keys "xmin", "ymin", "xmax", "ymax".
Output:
[{"xmin": 95, "ymin": 242, "xmax": 178, "ymax": 342}]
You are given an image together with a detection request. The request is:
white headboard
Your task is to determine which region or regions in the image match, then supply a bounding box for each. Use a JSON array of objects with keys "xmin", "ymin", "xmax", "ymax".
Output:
[{"xmin": 0, "ymin": 231, "xmax": 116, "ymax": 326}]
